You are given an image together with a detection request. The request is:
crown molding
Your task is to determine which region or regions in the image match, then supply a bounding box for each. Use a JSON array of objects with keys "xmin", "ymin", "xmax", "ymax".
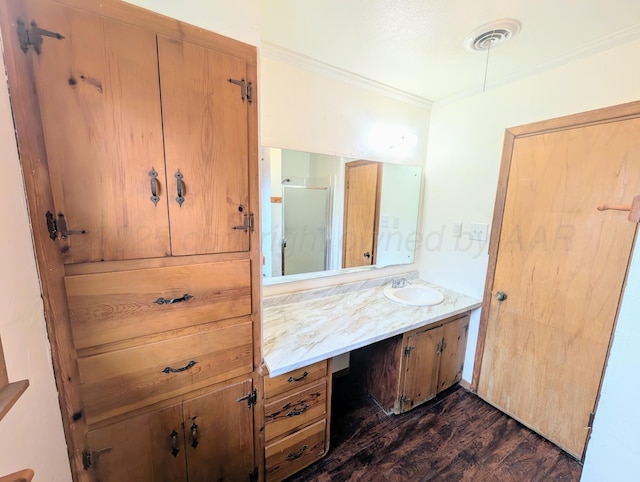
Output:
[
  {"xmin": 437, "ymin": 23, "xmax": 640, "ymax": 105},
  {"xmin": 260, "ymin": 41, "xmax": 433, "ymax": 109}
]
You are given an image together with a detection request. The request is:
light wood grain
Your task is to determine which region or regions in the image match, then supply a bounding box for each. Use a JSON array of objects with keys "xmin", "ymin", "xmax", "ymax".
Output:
[
  {"xmin": 86, "ymin": 402, "xmax": 186, "ymax": 482},
  {"xmin": 264, "ymin": 381, "xmax": 327, "ymax": 442},
  {"xmin": 183, "ymin": 378, "xmax": 255, "ymax": 482},
  {"xmin": 158, "ymin": 36, "xmax": 250, "ymax": 256},
  {"xmin": 477, "ymin": 115, "xmax": 640, "ymax": 458},
  {"xmin": 264, "ymin": 361, "xmax": 327, "ymax": 400},
  {"xmin": 0, "ymin": 469, "xmax": 34, "ymax": 482},
  {"xmin": 65, "ymin": 260, "xmax": 251, "ymax": 348},
  {"xmin": 342, "ymin": 161, "xmax": 381, "ymax": 268},
  {"xmin": 23, "ymin": 1, "xmax": 169, "ymax": 263},
  {"xmin": 265, "ymin": 420, "xmax": 327, "ymax": 482},
  {"xmin": 0, "ymin": 380, "xmax": 29, "ymax": 422},
  {"xmin": 400, "ymin": 326, "xmax": 441, "ymax": 411},
  {"xmin": 438, "ymin": 314, "xmax": 470, "ymax": 392}
]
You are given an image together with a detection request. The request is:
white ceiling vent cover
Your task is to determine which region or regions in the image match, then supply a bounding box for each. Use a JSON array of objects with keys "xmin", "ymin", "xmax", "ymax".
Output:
[{"xmin": 464, "ymin": 19, "xmax": 521, "ymax": 51}]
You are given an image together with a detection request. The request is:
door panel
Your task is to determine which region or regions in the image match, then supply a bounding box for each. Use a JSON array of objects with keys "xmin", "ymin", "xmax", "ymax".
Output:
[
  {"xmin": 438, "ymin": 315, "xmax": 469, "ymax": 392},
  {"xmin": 401, "ymin": 327, "xmax": 441, "ymax": 411},
  {"xmin": 183, "ymin": 378, "xmax": 254, "ymax": 482},
  {"xmin": 21, "ymin": 0, "xmax": 169, "ymax": 263},
  {"xmin": 158, "ymin": 36, "xmax": 250, "ymax": 256},
  {"xmin": 87, "ymin": 404, "xmax": 186, "ymax": 482},
  {"xmin": 342, "ymin": 161, "xmax": 381, "ymax": 268},
  {"xmin": 478, "ymin": 118, "xmax": 640, "ymax": 457}
]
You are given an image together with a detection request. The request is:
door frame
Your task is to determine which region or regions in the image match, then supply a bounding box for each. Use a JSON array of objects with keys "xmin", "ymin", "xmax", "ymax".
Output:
[{"xmin": 471, "ymin": 100, "xmax": 640, "ymax": 459}]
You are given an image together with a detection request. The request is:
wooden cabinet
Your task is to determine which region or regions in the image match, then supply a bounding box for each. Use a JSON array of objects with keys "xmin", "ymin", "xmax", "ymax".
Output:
[
  {"xmin": 0, "ymin": 0, "xmax": 260, "ymax": 480},
  {"xmin": 86, "ymin": 378, "xmax": 255, "ymax": 482},
  {"xmin": 262, "ymin": 361, "xmax": 332, "ymax": 482},
  {"xmin": 354, "ymin": 313, "xmax": 470, "ymax": 414}
]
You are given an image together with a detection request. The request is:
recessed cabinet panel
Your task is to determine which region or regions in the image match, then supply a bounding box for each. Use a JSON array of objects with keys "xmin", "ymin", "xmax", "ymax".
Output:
[
  {"xmin": 21, "ymin": 0, "xmax": 170, "ymax": 263},
  {"xmin": 86, "ymin": 404, "xmax": 186, "ymax": 482},
  {"xmin": 438, "ymin": 316, "xmax": 469, "ymax": 391},
  {"xmin": 400, "ymin": 327, "xmax": 441, "ymax": 411},
  {"xmin": 65, "ymin": 260, "xmax": 251, "ymax": 348},
  {"xmin": 183, "ymin": 379, "xmax": 255, "ymax": 482},
  {"xmin": 158, "ymin": 36, "xmax": 250, "ymax": 256}
]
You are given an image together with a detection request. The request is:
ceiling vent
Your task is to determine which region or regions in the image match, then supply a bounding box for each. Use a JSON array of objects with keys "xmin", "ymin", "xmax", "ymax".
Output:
[{"xmin": 464, "ymin": 19, "xmax": 521, "ymax": 51}]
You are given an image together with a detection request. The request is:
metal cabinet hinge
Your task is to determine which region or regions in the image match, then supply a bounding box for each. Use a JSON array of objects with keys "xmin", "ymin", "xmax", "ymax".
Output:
[
  {"xmin": 249, "ymin": 467, "xmax": 259, "ymax": 482},
  {"xmin": 46, "ymin": 211, "xmax": 86, "ymax": 240},
  {"xmin": 228, "ymin": 78, "xmax": 253, "ymax": 104},
  {"xmin": 237, "ymin": 388, "xmax": 257, "ymax": 408},
  {"xmin": 399, "ymin": 394, "xmax": 412, "ymax": 406},
  {"xmin": 404, "ymin": 345, "xmax": 415, "ymax": 357},
  {"xmin": 587, "ymin": 411, "xmax": 596, "ymax": 429},
  {"xmin": 17, "ymin": 19, "xmax": 64, "ymax": 54},
  {"xmin": 82, "ymin": 447, "xmax": 111, "ymax": 470},
  {"xmin": 232, "ymin": 212, "xmax": 255, "ymax": 233}
]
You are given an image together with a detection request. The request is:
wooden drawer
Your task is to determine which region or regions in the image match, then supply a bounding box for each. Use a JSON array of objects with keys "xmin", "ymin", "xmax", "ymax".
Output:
[
  {"xmin": 264, "ymin": 380, "xmax": 327, "ymax": 442},
  {"xmin": 264, "ymin": 361, "xmax": 327, "ymax": 400},
  {"xmin": 265, "ymin": 419, "xmax": 326, "ymax": 482},
  {"xmin": 78, "ymin": 317, "xmax": 252, "ymax": 425},
  {"xmin": 65, "ymin": 259, "xmax": 251, "ymax": 349}
]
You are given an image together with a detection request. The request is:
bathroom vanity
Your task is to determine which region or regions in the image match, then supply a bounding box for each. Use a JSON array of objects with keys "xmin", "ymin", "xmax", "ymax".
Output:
[{"xmin": 261, "ymin": 275, "xmax": 481, "ymax": 480}]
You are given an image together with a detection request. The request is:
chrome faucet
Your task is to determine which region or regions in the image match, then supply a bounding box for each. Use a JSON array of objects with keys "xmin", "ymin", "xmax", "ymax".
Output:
[{"xmin": 391, "ymin": 278, "xmax": 412, "ymax": 289}]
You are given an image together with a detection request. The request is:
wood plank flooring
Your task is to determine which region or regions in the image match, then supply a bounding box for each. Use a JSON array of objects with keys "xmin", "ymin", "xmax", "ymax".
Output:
[{"xmin": 286, "ymin": 372, "xmax": 582, "ymax": 481}]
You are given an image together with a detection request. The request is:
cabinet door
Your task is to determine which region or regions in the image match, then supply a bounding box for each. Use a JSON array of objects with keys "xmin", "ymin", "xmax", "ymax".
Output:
[
  {"xmin": 438, "ymin": 315, "xmax": 470, "ymax": 392},
  {"xmin": 400, "ymin": 326, "xmax": 442, "ymax": 412},
  {"xmin": 183, "ymin": 378, "xmax": 255, "ymax": 482},
  {"xmin": 86, "ymin": 404, "xmax": 186, "ymax": 482},
  {"xmin": 15, "ymin": 0, "xmax": 169, "ymax": 263},
  {"xmin": 158, "ymin": 37, "xmax": 250, "ymax": 256}
]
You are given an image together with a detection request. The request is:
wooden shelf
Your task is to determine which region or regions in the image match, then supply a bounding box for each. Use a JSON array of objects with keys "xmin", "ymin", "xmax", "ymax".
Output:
[
  {"xmin": 0, "ymin": 379, "xmax": 29, "ymax": 421},
  {"xmin": 0, "ymin": 468, "xmax": 34, "ymax": 482}
]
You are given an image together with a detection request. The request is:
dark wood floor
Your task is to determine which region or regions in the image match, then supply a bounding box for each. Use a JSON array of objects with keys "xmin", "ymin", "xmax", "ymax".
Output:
[{"xmin": 286, "ymin": 372, "xmax": 582, "ymax": 482}]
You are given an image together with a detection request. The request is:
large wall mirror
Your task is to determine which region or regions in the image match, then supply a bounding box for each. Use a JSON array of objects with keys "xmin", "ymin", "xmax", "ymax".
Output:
[{"xmin": 261, "ymin": 147, "xmax": 422, "ymax": 283}]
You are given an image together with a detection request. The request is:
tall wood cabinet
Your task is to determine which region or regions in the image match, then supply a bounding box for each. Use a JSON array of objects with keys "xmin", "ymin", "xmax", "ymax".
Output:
[{"xmin": 0, "ymin": 0, "xmax": 261, "ymax": 480}]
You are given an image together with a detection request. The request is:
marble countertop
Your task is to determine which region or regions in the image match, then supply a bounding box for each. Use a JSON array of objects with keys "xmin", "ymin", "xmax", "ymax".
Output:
[{"xmin": 262, "ymin": 276, "xmax": 482, "ymax": 376}]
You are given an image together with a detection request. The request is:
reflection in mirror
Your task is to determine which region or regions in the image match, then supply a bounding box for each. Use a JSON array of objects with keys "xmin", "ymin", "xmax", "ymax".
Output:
[{"xmin": 261, "ymin": 148, "xmax": 422, "ymax": 281}]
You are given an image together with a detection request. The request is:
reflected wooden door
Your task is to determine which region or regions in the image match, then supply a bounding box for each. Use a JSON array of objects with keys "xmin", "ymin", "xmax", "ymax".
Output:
[
  {"xmin": 342, "ymin": 160, "xmax": 382, "ymax": 268},
  {"xmin": 477, "ymin": 113, "xmax": 640, "ymax": 458}
]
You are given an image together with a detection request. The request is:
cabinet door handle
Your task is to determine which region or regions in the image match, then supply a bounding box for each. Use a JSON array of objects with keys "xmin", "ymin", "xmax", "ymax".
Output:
[
  {"xmin": 190, "ymin": 421, "xmax": 199, "ymax": 448},
  {"xmin": 170, "ymin": 430, "xmax": 180, "ymax": 457},
  {"xmin": 286, "ymin": 403, "xmax": 309, "ymax": 417},
  {"xmin": 286, "ymin": 445, "xmax": 308, "ymax": 460},
  {"xmin": 175, "ymin": 170, "xmax": 185, "ymax": 206},
  {"xmin": 162, "ymin": 360, "xmax": 197, "ymax": 374},
  {"xmin": 154, "ymin": 293, "xmax": 193, "ymax": 305},
  {"xmin": 287, "ymin": 371, "xmax": 308, "ymax": 383},
  {"xmin": 149, "ymin": 167, "xmax": 160, "ymax": 206}
]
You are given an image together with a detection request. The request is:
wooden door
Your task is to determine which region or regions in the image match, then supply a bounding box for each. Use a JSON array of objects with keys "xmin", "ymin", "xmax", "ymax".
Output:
[
  {"xmin": 342, "ymin": 161, "xmax": 382, "ymax": 268},
  {"xmin": 437, "ymin": 315, "xmax": 469, "ymax": 392},
  {"xmin": 86, "ymin": 404, "xmax": 186, "ymax": 482},
  {"xmin": 11, "ymin": 0, "xmax": 169, "ymax": 263},
  {"xmin": 400, "ymin": 326, "xmax": 442, "ymax": 412},
  {"xmin": 183, "ymin": 378, "xmax": 254, "ymax": 481},
  {"xmin": 158, "ymin": 37, "xmax": 250, "ymax": 256},
  {"xmin": 476, "ymin": 115, "xmax": 640, "ymax": 458}
]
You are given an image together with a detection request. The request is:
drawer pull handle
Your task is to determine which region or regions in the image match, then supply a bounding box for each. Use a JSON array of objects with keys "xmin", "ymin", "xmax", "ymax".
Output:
[
  {"xmin": 286, "ymin": 445, "xmax": 308, "ymax": 460},
  {"xmin": 162, "ymin": 360, "xmax": 197, "ymax": 374},
  {"xmin": 286, "ymin": 403, "xmax": 309, "ymax": 417},
  {"xmin": 149, "ymin": 167, "xmax": 160, "ymax": 206},
  {"xmin": 287, "ymin": 371, "xmax": 308, "ymax": 383},
  {"xmin": 175, "ymin": 170, "xmax": 185, "ymax": 206},
  {"xmin": 154, "ymin": 293, "xmax": 193, "ymax": 305},
  {"xmin": 170, "ymin": 430, "xmax": 180, "ymax": 457},
  {"xmin": 190, "ymin": 421, "xmax": 199, "ymax": 448}
]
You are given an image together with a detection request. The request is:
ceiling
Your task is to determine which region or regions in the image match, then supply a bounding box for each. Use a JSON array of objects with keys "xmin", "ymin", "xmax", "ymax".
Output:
[{"xmin": 259, "ymin": 0, "xmax": 640, "ymax": 103}]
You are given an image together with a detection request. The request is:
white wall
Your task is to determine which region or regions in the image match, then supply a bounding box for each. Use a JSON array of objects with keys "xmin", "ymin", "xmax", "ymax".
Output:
[
  {"xmin": 0, "ymin": 33, "xmax": 72, "ymax": 480},
  {"xmin": 419, "ymin": 38, "xmax": 640, "ymax": 477}
]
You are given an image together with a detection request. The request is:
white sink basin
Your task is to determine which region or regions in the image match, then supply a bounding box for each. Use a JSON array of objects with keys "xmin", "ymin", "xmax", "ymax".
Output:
[{"xmin": 383, "ymin": 284, "xmax": 445, "ymax": 307}]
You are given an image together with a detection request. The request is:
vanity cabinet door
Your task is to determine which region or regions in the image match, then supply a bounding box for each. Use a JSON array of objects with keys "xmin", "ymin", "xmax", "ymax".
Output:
[
  {"xmin": 399, "ymin": 326, "xmax": 442, "ymax": 412},
  {"xmin": 85, "ymin": 404, "xmax": 187, "ymax": 482},
  {"xmin": 438, "ymin": 314, "xmax": 470, "ymax": 392}
]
